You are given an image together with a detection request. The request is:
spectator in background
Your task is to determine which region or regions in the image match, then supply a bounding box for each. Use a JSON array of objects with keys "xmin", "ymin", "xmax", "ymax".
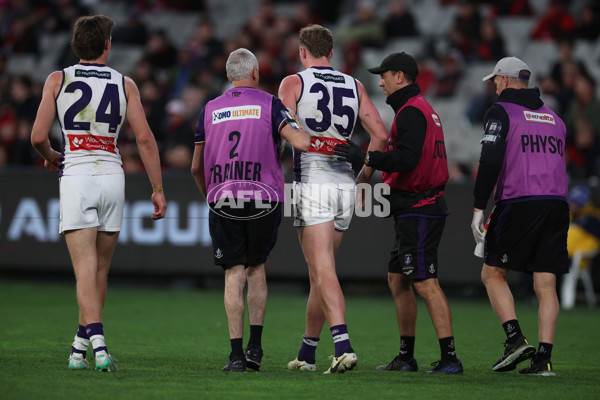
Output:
[
  {"xmin": 476, "ymin": 18, "xmax": 506, "ymax": 62},
  {"xmin": 384, "ymin": 0, "xmax": 418, "ymax": 39},
  {"xmin": 555, "ymin": 60, "xmax": 581, "ymax": 118},
  {"xmin": 435, "ymin": 50, "xmax": 463, "ymax": 98},
  {"xmin": 550, "ymin": 36, "xmax": 589, "ymax": 89},
  {"xmin": 566, "ymin": 183, "xmax": 600, "ymax": 274},
  {"xmin": 3, "ymin": 15, "xmax": 39, "ymax": 55},
  {"xmin": 537, "ymin": 74, "xmax": 560, "ymax": 113},
  {"xmin": 531, "ymin": 0, "xmax": 575, "ymax": 40},
  {"xmin": 43, "ymin": 0, "xmax": 89, "ymax": 33},
  {"xmin": 450, "ymin": 0, "xmax": 481, "ymax": 60},
  {"xmin": 144, "ymin": 30, "xmax": 178, "ymax": 71},
  {"xmin": 415, "ymin": 57, "xmax": 436, "ymax": 97},
  {"xmin": 575, "ymin": 1, "xmax": 600, "ymax": 42},
  {"xmin": 492, "ymin": 0, "xmax": 533, "ymax": 16},
  {"xmin": 139, "ymin": 78, "xmax": 167, "ymax": 144},
  {"xmin": 111, "ymin": 9, "xmax": 149, "ymax": 45},
  {"xmin": 466, "ymin": 79, "xmax": 497, "ymax": 124},
  {"xmin": 187, "ymin": 18, "xmax": 223, "ymax": 68},
  {"xmin": 566, "ymin": 118, "xmax": 600, "ymax": 179},
  {"xmin": 337, "ymin": 0, "xmax": 385, "ymax": 48},
  {"xmin": 564, "ymin": 73, "xmax": 600, "ymax": 139}
]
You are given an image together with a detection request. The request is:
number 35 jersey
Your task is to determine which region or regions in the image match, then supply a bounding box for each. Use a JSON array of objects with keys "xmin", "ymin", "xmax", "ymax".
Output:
[
  {"xmin": 56, "ymin": 63, "xmax": 126, "ymax": 176},
  {"xmin": 294, "ymin": 67, "xmax": 359, "ymax": 184}
]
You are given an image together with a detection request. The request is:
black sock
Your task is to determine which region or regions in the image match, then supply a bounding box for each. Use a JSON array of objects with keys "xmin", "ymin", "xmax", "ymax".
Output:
[
  {"xmin": 439, "ymin": 336, "xmax": 458, "ymax": 362},
  {"xmin": 230, "ymin": 338, "xmax": 244, "ymax": 358},
  {"xmin": 247, "ymin": 325, "xmax": 263, "ymax": 349},
  {"xmin": 534, "ymin": 342, "xmax": 553, "ymax": 362},
  {"xmin": 502, "ymin": 319, "xmax": 523, "ymax": 343},
  {"xmin": 399, "ymin": 336, "xmax": 415, "ymax": 361}
]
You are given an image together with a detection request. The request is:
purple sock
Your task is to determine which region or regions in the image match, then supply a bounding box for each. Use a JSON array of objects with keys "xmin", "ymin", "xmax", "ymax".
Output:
[
  {"xmin": 86, "ymin": 322, "xmax": 107, "ymax": 355},
  {"xmin": 331, "ymin": 324, "xmax": 351, "ymax": 357},
  {"xmin": 298, "ymin": 335, "xmax": 319, "ymax": 363}
]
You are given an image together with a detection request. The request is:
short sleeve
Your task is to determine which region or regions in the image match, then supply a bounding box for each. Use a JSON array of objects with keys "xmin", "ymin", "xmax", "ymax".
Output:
[
  {"xmin": 194, "ymin": 107, "xmax": 206, "ymax": 144},
  {"xmin": 271, "ymin": 97, "xmax": 288, "ymax": 134}
]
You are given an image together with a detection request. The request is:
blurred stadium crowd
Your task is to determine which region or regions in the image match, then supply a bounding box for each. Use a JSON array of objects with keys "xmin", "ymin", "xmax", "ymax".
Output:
[{"xmin": 1, "ymin": 0, "xmax": 600, "ymax": 183}]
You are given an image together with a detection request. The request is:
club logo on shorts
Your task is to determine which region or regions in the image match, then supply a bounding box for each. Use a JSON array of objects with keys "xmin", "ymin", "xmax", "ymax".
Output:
[
  {"xmin": 428, "ymin": 263, "xmax": 436, "ymax": 274},
  {"xmin": 404, "ymin": 254, "xmax": 412, "ymax": 266},
  {"xmin": 207, "ymin": 180, "xmax": 279, "ymax": 220},
  {"xmin": 501, "ymin": 254, "xmax": 508, "ymax": 263},
  {"xmin": 215, "ymin": 248, "xmax": 223, "ymax": 259}
]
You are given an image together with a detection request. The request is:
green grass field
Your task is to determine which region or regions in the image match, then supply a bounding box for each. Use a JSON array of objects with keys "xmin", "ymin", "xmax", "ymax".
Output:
[{"xmin": 1, "ymin": 280, "xmax": 598, "ymax": 400}]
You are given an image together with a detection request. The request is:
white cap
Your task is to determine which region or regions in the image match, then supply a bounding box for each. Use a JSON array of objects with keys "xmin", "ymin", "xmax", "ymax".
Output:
[{"xmin": 482, "ymin": 57, "xmax": 531, "ymax": 81}]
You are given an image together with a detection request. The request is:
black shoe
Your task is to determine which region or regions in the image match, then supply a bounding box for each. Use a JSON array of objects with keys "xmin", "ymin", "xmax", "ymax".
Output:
[
  {"xmin": 518, "ymin": 358, "xmax": 556, "ymax": 376},
  {"xmin": 376, "ymin": 355, "xmax": 418, "ymax": 371},
  {"xmin": 424, "ymin": 359, "xmax": 463, "ymax": 374},
  {"xmin": 493, "ymin": 336, "xmax": 536, "ymax": 372},
  {"xmin": 222, "ymin": 356, "xmax": 247, "ymax": 372},
  {"xmin": 245, "ymin": 347, "xmax": 263, "ymax": 371}
]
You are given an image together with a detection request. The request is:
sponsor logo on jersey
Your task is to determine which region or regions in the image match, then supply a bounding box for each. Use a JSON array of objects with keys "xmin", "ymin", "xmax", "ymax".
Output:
[
  {"xmin": 67, "ymin": 134, "xmax": 116, "ymax": 153},
  {"xmin": 75, "ymin": 69, "xmax": 111, "ymax": 79},
  {"xmin": 313, "ymin": 72, "xmax": 345, "ymax": 83},
  {"xmin": 431, "ymin": 113, "xmax": 442, "ymax": 127},
  {"xmin": 212, "ymin": 105, "xmax": 261, "ymax": 124},
  {"xmin": 523, "ymin": 111, "xmax": 556, "ymax": 125},
  {"xmin": 309, "ymin": 136, "xmax": 345, "ymax": 155}
]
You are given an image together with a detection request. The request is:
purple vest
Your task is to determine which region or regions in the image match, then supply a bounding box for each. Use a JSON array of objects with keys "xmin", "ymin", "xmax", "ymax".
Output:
[
  {"xmin": 494, "ymin": 102, "xmax": 568, "ymax": 203},
  {"xmin": 203, "ymin": 87, "xmax": 283, "ymax": 204}
]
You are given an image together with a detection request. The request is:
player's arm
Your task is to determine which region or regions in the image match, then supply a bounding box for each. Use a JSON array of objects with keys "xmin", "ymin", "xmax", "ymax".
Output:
[
  {"xmin": 473, "ymin": 105, "xmax": 510, "ymax": 210},
  {"xmin": 191, "ymin": 143, "xmax": 207, "ymax": 199},
  {"xmin": 355, "ymin": 80, "xmax": 388, "ymax": 183},
  {"xmin": 278, "ymin": 74, "xmax": 301, "ymax": 114},
  {"xmin": 124, "ymin": 76, "xmax": 167, "ymax": 220},
  {"xmin": 31, "ymin": 71, "xmax": 62, "ymax": 171}
]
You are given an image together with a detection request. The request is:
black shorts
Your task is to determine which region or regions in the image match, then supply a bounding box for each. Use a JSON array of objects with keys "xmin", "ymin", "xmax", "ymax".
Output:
[
  {"xmin": 208, "ymin": 202, "xmax": 282, "ymax": 269},
  {"xmin": 485, "ymin": 199, "xmax": 569, "ymax": 274},
  {"xmin": 389, "ymin": 215, "xmax": 446, "ymax": 280}
]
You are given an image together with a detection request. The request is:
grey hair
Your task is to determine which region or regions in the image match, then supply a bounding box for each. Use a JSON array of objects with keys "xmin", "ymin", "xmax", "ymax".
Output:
[{"xmin": 226, "ymin": 48, "xmax": 258, "ymax": 81}]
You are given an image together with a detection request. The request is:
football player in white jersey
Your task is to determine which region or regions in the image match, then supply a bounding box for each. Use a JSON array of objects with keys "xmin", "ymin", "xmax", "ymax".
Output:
[
  {"xmin": 31, "ymin": 15, "xmax": 167, "ymax": 372},
  {"xmin": 279, "ymin": 24, "xmax": 387, "ymax": 374}
]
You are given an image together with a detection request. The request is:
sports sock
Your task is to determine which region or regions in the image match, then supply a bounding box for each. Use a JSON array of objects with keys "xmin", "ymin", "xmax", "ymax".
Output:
[
  {"xmin": 230, "ymin": 338, "xmax": 244, "ymax": 358},
  {"xmin": 247, "ymin": 325, "xmax": 263, "ymax": 349},
  {"xmin": 331, "ymin": 324, "xmax": 351, "ymax": 357},
  {"xmin": 298, "ymin": 335, "xmax": 319, "ymax": 363},
  {"xmin": 85, "ymin": 322, "xmax": 107, "ymax": 355},
  {"xmin": 439, "ymin": 336, "xmax": 458, "ymax": 362},
  {"xmin": 534, "ymin": 342, "xmax": 553, "ymax": 362},
  {"xmin": 71, "ymin": 324, "xmax": 90, "ymax": 358},
  {"xmin": 399, "ymin": 336, "xmax": 415, "ymax": 361},
  {"xmin": 502, "ymin": 319, "xmax": 523, "ymax": 344}
]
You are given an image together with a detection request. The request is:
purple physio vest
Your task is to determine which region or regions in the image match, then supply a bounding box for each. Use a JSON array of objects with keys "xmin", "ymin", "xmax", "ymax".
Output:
[
  {"xmin": 203, "ymin": 87, "xmax": 283, "ymax": 204},
  {"xmin": 494, "ymin": 102, "xmax": 568, "ymax": 203}
]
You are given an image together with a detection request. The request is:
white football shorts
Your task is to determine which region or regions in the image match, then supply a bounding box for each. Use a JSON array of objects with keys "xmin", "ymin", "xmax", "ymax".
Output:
[
  {"xmin": 292, "ymin": 181, "xmax": 356, "ymax": 231},
  {"xmin": 59, "ymin": 173, "xmax": 125, "ymax": 234}
]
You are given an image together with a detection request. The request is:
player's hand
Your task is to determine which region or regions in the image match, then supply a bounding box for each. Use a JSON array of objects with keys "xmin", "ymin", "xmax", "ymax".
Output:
[
  {"xmin": 471, "ymin": 210, "xmax": 485, "ymax": 243},
  {"xmin": 151, "ymin": 192, "xmax": 167, "ymax": 220},
  {"xmin": 334, "ymin": 139, "xmax": 365, "ymax": 172},
  {"xmin": 44, "ymin": 151, "xmax": 61, "ymax": 172}
]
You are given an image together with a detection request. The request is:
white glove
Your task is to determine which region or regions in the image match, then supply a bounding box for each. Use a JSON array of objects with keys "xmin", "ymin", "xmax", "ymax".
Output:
[{"xmin": 471, "ymin": 210, "xmax": 485, "ymax": 243}]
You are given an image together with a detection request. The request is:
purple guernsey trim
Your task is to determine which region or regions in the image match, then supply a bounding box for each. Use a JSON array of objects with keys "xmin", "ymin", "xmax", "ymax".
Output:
[{"xmin": 297, "ymin": 73, "xmax": 304, "ymax": 104}]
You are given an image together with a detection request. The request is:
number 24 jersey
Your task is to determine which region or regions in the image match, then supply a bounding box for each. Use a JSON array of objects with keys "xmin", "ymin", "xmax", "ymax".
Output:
[{"xmin": 56, "ymin": 63, "xmax": 126, "ymax": 176}]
